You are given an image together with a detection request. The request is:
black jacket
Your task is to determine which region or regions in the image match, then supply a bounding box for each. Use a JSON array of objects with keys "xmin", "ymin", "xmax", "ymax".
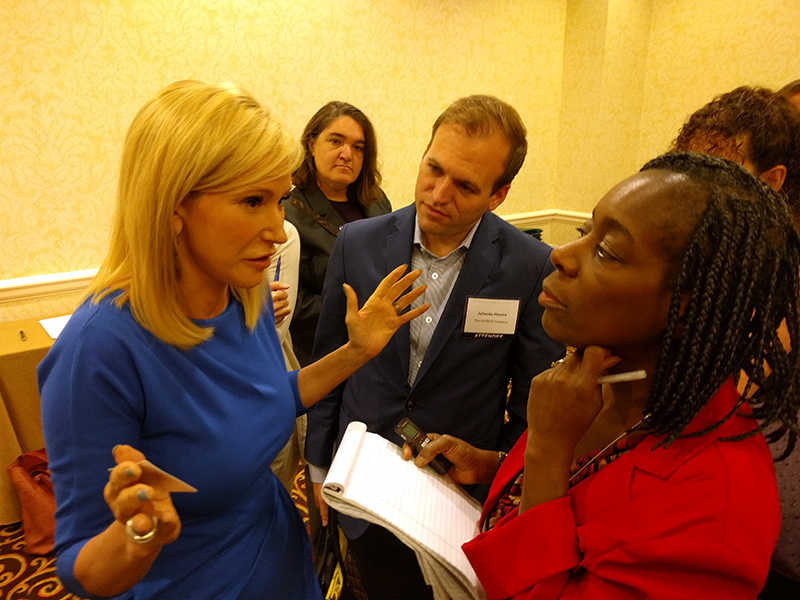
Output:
[{"xmin": 284, "ymin": 180, "xmax": 391, "ymax": 365}]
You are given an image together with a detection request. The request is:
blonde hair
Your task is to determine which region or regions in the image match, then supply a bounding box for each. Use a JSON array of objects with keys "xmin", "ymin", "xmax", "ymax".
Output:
[{"xmin": 86, "ymin": 80, "xmax": 303, "ymax": 349}]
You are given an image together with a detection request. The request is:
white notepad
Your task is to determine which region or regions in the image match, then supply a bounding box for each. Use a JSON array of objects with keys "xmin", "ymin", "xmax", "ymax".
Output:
[{"xmin": 322, "ymin": 421, "xmax": 486, "ymax": 600}]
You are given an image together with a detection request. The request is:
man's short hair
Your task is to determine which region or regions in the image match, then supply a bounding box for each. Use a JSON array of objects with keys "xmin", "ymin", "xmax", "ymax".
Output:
[
  {"xmin": 430, "ymin": 95, "xmax": 527, "ymax": 193},
  {"xmin": 671, "ymin": 86, "xmax": 800, "ymax": 221}
]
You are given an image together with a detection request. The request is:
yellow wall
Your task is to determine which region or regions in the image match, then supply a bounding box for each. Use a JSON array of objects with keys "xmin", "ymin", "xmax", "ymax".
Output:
[
  {"xmin": 557, "ymin": 0, "xmax": 800, "ymax": 213},
  {"xmin": 556, "ymin": 0, "xmax": 653, "ymax": 213},
  {"xmin": 637, "ymin": 0, "xmax": 800, "ymax": 166},
  {"xmin": 0, "ymin": 0, "xmax": 566, "ymax": 285},
  {"xmin": 2, "ymin": 0, "xmax": 800, "ymax": 321}
]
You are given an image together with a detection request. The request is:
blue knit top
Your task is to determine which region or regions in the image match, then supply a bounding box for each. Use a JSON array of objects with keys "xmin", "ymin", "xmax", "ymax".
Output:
[{"xmin": 39, "ymin": 293, "xmax": 321, "ymax": 599}]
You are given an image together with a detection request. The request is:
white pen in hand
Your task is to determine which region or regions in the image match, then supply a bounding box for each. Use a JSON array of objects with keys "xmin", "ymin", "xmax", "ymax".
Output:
[{"xmin": 597, "ymin": 369, "xmax": 647, "ymax": 385}]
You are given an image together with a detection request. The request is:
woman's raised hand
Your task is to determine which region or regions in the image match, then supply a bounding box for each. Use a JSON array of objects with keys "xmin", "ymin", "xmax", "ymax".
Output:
[
  {"xmin": 104, "ymin": 445, "xmax": 181, "ymax": 549},
  {"xmin": 402, "ymin": 434, "xmax": 500, "ymax": 485},
  {"xmin": 344, "ymin": 265, "xmax": 430, "ymax": 359}
]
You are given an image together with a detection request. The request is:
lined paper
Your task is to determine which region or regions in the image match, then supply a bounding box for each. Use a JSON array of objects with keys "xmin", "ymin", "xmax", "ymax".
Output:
[{"xmin": 323, "ymin": 422, "xmax": 485, "ymax": 600}]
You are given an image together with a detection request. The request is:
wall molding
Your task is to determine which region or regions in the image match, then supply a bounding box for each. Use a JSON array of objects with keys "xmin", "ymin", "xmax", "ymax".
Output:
[
  {"xmin": 0, "ymin": 269, "xmax": 98, "ymax": 305},
  {"xmin": 0, "ymin": 209, "xmax": 591, "ymax": 306},
  {"xmin": 503, "ymin": 208, "xmax": 590, "ymax": 231}
]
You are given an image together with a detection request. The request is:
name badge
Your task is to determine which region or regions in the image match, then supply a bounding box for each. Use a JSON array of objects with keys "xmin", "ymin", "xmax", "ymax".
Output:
[{"xmin": 463, "ymin": 297, "xmax": 520, "ymax": 338}]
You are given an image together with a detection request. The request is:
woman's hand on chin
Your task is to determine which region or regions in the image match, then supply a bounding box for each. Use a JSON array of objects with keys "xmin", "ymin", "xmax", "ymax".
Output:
[{"xmin": 526, "ymin": 346, "xmax": 622, "ymax": 455}]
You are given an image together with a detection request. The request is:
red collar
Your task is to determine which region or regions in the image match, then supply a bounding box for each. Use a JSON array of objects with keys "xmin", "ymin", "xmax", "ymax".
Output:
[
  {"xmin": 629, "ymin": 378, "xmax": 756, "ymax": 479},
  {"xmin": 486, "ymin": 378, "xmax": 758, "ymax": 523}
]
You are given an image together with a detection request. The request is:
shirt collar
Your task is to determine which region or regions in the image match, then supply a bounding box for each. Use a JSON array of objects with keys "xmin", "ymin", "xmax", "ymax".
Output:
[{"xmin": 413, "ymin": 213, "xmax": 483, "ymax": 255}]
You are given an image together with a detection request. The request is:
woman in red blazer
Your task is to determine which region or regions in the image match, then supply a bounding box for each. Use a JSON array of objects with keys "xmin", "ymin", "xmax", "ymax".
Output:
[{"xmin": 411, "ymin": 152, "xmax": 800, "ymax": 599}]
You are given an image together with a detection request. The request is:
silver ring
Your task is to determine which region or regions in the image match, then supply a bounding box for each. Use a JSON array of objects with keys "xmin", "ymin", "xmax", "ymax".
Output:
[
  {"xmin": 551, "ymin": 358, "xmax": 567, "ymax": 368},
  {"xmin": 125, "ymin": 515, "xmax": 158, "ymax": 544}
]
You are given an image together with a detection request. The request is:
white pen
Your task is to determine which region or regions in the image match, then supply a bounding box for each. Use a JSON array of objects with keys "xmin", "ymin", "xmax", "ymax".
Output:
[{"xmin": 597, "ymin": 369, "xmax": 647, "ymax": 385}]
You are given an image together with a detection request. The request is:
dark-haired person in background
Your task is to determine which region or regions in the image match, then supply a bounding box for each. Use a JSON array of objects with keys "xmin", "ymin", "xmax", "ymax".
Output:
[
  {"xmin": 779, "ymin": 78, "xmax": 800, "ymax": 111},
  {"xmin": 671, "ymin": 85, "xmax": 800, "ymax": 230},
  {"xmin": 284, "ymin": 101, "xmax": 391, "ymax": 367},
  {"xmin": 672, "ymin": 85, "xmax": 800, "ymax": 595},
  {"xmin": 411, "ymin": 152, "xmax": 799, "ymax": 599},
  {"xmin": 768, "ymin": 79, "xmax": 800, "ymax": 597}
]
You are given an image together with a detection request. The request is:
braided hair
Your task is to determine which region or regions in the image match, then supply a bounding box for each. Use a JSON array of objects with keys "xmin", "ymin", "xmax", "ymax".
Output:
[{"xmin": 640, "ymin": 152, "xmax": 800, "ymax": 458}]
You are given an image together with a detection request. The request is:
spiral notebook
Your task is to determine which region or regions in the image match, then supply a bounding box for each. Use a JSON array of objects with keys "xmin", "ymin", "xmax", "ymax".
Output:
[{"xmin": 321, "ymin": 421, "xmax": 486, "ymax": 600}]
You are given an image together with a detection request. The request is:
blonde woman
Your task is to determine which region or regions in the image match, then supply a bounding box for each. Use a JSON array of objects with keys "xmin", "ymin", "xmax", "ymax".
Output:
[{"xmin": 38, "ymin": 80, "xmax": 428, "ymax": 600}]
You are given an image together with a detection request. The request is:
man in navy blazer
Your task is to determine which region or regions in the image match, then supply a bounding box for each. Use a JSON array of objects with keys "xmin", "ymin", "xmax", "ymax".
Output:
[{"xmin": 306, "ymin": 95, "xmax": 564, "ymax": 599}]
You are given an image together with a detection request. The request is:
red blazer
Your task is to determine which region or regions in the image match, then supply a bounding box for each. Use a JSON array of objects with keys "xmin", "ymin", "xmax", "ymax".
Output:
[{"xmin": 462, "ymin": 380, "xmax": 779, "ymax": 599}]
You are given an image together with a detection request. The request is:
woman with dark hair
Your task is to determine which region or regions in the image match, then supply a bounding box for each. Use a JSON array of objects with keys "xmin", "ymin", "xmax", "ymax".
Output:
[
  {"xmin": 671, "ymin": 87, "xmax": 800, "ymax": 593},
  {"xmin": 778, "ymin": 78, "xmax": 800, "ymax": 110},
  {"xmin": 410, "ymin": 152, "xmax": 799, "ymax": 598},
  {"xmin": 671, "ymin": 86, "xmax": 800, "ymax": 230},
  {"xmin": 284, "ymin": 102, "xmax": 391, "ymax": 366}
]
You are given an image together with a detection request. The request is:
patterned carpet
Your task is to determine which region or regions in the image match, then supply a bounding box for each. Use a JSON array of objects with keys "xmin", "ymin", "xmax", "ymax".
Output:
[
  {"xmin": 0, "ymin": 466, "xmax": 312, "ymax": 600},
  {"xmin": 0, "ymin": 521, "xmax": 82, "ymax": 600}
]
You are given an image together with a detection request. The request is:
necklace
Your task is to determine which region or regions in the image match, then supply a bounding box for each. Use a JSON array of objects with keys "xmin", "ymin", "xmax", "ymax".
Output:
[{"xmin": 568, "ymin": 412, "xmax": 652, "ymax": 484}]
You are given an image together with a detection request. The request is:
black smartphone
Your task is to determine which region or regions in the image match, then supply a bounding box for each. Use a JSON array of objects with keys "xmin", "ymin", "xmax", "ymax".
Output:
[{"xmin": 394, "ymin": 417, "xmax": 453, "ymax": 475}]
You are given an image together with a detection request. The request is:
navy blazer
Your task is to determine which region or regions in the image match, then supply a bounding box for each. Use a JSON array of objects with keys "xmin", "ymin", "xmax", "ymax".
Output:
[
  {"xmin": 284, "ymin": 181, "xmax": 391, "ymax": 365},
  {"xmin": 307, "ymin": 205, "xmax": 564, "ymax": 535}
]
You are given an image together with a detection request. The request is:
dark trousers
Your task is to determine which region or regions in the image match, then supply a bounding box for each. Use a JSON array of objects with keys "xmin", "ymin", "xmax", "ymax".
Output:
[
  {"xmin": 347, "ymin": 524, "xmax": 435, "ymax": 600},
  {"xmin": 305, "ymin": 465, "xmax": 323, "ymax": 551},
  {"xmin": 760, "ymin": 569, "xmax": 800, "ymax": 599}
]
